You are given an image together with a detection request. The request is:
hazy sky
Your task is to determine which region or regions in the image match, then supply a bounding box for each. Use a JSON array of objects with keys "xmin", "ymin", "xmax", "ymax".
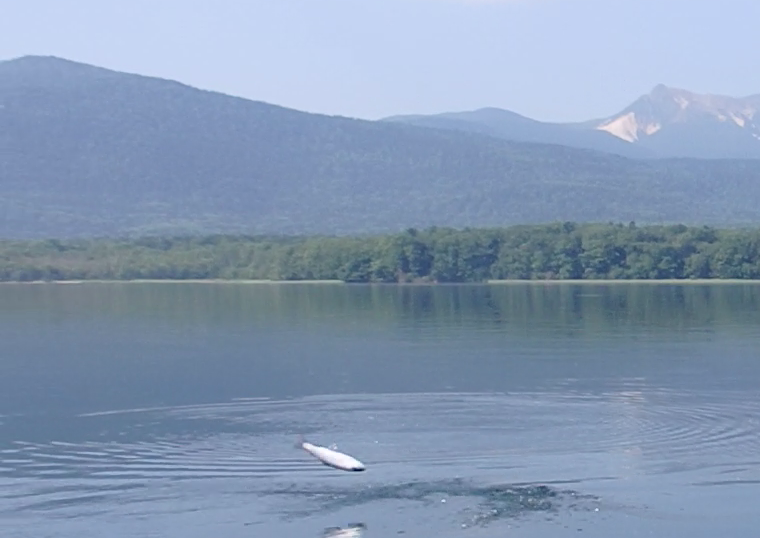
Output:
[{"xmin": 2, "ymin": 0, "xmax": 759, "ymax": 122}]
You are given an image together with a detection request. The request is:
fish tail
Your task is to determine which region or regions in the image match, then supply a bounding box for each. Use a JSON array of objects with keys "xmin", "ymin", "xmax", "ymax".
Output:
[{"xmin": 294, "ymin": 434, "xmax": 305, "ymax": 449}]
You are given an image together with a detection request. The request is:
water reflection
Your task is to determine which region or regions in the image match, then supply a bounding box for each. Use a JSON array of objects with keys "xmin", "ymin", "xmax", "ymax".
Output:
[
  {"xmin": 1, "ymin": 282, "xmax": 759, "ymax": 337},
  {"xmin": 1, "ymin": 283, "xmax": 759, "ymax": 537},
  {"xmin": 322, "ymin": 522, "xmax": 366, "ymax": 537}
]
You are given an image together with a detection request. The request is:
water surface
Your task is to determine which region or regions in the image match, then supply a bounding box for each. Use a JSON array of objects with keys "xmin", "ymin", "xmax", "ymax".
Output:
[{"xmin": 1, "ymin": 282, "xmax": 759, "ymax": 537}]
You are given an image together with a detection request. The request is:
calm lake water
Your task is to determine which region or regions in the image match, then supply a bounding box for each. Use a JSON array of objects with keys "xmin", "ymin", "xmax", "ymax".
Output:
[{"xmin": 1, "ymin": 282, "xmax": 759, "ymax": 537}]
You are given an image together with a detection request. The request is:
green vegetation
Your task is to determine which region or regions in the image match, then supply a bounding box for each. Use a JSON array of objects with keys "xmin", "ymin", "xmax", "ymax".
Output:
[{"xmin": 2, "ymin": 222, "xmax": 760, "ymax": 283}]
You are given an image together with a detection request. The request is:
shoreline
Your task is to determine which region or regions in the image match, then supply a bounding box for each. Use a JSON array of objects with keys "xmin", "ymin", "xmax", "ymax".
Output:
[
  {"xmin": 0, "ymin": 279, "xmax": 343, "ymax": 285},
  {"xmin": 2, "ymin": 278, "xmax": 760, "ymax": 285},
  {"xmin": 485, "ymin": 278, "xmax": 760, "ymax": 285}
]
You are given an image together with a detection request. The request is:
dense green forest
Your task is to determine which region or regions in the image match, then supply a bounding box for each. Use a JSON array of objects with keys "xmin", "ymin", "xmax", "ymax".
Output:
[{"xmin": 2, "ymin": 223, "xmax": 760, "ymax": 282}]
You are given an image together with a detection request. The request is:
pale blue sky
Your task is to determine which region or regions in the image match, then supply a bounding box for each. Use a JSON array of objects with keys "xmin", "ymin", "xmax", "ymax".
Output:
[{"xmin": 2, "ymin": 0, "xmax": 759, "ymax": 122}]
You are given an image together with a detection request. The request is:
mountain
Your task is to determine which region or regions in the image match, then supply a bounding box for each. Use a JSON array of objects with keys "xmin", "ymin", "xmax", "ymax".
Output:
[
  {"xmin": 384, "ymin": 85, "xmax": 760, "ymax": 160},
  {"xmin": 591, "ymin": 84, "xmax": 760, "ymax": 159},
  {"xmin": 383, "ymin": 108, "xmax": 657, "ymax": 159},
  {"xmin": 3, "ymin": 55, "xmax": 760, "ymax": 239}
]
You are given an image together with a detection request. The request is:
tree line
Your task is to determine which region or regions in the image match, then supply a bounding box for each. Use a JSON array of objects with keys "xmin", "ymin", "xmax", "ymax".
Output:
[{"xmin": 1, "ymin": 222, "xmax": 760, "ymax": 282}]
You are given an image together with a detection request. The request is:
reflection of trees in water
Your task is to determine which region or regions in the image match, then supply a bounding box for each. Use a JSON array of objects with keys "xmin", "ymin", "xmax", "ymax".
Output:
[{"xmin": 2, "ymin": 281, "xmax": 755, "ymax": 336}]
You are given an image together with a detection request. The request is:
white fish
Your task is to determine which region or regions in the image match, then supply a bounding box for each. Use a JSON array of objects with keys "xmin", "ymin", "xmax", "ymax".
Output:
[{"xmin": 295, "ymin": 436, "xmax": 366, "ymax": 472}]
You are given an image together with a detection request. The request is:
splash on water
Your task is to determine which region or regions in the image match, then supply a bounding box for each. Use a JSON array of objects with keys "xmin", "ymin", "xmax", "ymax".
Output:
[
  {"xmin": 322, "ymin": 522, "xmax": 366, "ymax": 537},
  {"xmin": 264, "ymin": 478, "xmax": 601, "ymax": 530}
]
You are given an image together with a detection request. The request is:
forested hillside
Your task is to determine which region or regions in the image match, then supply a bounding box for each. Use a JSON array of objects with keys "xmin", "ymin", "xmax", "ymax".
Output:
[{"xmin": 4, "ymin": 56, "xmax": 760, "ymax": 239}]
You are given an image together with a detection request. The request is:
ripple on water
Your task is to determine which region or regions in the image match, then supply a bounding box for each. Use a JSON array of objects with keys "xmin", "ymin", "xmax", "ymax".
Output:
[{"xmin": 1, "ymin": 390, "xmax": 759, "ymax": 526}]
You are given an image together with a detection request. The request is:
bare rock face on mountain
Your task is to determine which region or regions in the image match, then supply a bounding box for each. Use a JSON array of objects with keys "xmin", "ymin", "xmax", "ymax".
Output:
[
  {"xmin": 593, "ymin": 85, "xmax": 760, "ymax": 159},
  {"xmin": 386, "ymin": 85, "xmax": 760, "ymax": 160},
  {"xmin": 383, "ymin": 107, "xmax": 655, "ymax": 158}
]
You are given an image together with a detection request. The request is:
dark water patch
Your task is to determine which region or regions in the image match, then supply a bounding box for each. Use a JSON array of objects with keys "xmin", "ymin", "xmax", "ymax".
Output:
[
  {"xmin": 322, "ymin": 523, "xmax": 367, "ymax": 537},
  {"xmin": 1, "ymin": 481, "xmax": 145, "ymax": 501},
  {"xmin": 14, "ymin": 493, "xmax": 114, "ymax": 513},
  {"xmin": 693, "ymin": 479, "xmax": 760, "ymax": 487},
  {"xmin": 0, "ymin": 481, "xmax": 150, "ymax": 516},
  {"xmin": 262, "ymin": 478, "xmax": 601, "ymax": 530}
]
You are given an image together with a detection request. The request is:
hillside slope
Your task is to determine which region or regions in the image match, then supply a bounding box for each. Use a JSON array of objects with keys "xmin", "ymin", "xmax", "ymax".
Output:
[{"xmin": 3, "ymin": 56, "xmax": 760, "ymax": 239}]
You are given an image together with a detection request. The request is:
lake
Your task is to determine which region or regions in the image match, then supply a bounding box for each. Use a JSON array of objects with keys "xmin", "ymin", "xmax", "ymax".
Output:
[{"xmin": 0, "ymin": 282, "xmax": 759, "ymax": 537}]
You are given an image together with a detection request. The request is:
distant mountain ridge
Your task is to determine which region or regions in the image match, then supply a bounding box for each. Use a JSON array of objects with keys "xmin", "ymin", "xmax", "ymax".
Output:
[
  {"xmin": 384, "ymin": 85, "xmax": 760, "ymax": 160},
  {"xmin": 3, "ymin": 55, "xmax": 760, "ymax": 240},
  {"xmin": 382, "ymin": 107, "xmax": 656, "ymax": 159},
  {"xmin": 592, "ymin": 84, "xmax": 760, "ymax": 158}
]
